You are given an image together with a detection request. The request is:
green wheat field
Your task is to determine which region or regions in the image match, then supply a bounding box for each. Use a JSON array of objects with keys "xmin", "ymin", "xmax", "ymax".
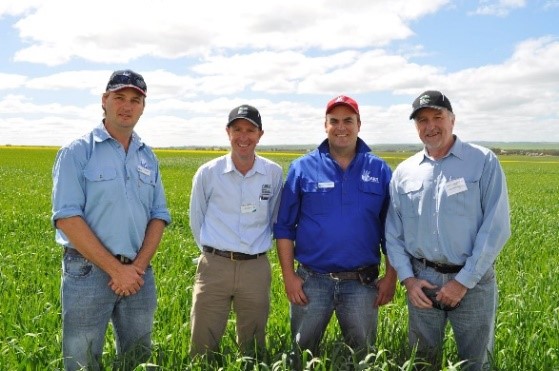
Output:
[{"xmin": 1, "ymin": 146, "xmax": 557, "ymax": 370}]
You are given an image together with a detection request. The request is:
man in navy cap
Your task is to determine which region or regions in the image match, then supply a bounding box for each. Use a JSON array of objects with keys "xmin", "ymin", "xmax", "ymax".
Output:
[
  {"xmin": 189, "ymin": 104, "xmax": 283, "ymax": 358},
  {"xmin": 386, "ymin": 90, "xmax": 511, "ymax": 370},
  {"xmin": 52, "ymin": 69, "xmax": 171, "ymax": 370}
]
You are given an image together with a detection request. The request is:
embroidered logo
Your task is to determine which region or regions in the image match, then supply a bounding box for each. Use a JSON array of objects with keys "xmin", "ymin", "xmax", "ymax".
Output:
[
  {"xmin": 361, "ymin": 170, "xmax": 379, "ymax": 183},
  {"xmin": 419, "ymin": 94, "xmax": 431, "ymax": 106}
]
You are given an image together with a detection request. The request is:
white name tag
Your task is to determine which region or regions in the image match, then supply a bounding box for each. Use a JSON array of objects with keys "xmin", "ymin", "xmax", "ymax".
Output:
[
  {"xmin": 138, "ymin": 166, "xmax": 151, "ymax": 176},
  {"xmin": 241, "ymin": 203, "xmax": 257, "ymax": 213},
  {"xmin": 318, "ymin": 181, "xmax": 335, "ymax": 189},
  {"xmin": 446, "ymin": 178, "xmax": 467, "ymax": 196}
]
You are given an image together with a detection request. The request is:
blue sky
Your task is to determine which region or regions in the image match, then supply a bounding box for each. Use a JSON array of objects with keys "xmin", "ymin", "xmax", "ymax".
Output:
[{"xmin": 0, "ymin": 0, "xmax": 558, "ymax": 148}]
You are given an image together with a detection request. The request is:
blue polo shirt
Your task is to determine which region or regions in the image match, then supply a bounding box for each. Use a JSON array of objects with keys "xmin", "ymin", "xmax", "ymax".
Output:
[
  {"xmin": 273, "ymin": 138, "xmax": 391, "ymax": 273},
  {"xmin": 51, "ymin": 123, "xmax": 171, "ymax": 259}
]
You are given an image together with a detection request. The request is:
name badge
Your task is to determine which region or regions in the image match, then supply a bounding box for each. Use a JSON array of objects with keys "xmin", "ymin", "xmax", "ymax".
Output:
[
  {"xmin": 318, "ymin": 181, "xmax": 335, "ymax": 189},
  {"xmin": 446, "ymin": 178, "xmax": 467, "ymax": 196},
  {"xmin": 241, "ymin": 203, "xmax": 257, "ymax": 213},
  {"xmin": 138, "ymin": 166, "xmax": 151, "ymax": 176}
]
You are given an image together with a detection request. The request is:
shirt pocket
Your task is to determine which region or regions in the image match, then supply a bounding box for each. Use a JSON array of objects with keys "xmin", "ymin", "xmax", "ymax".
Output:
[
  {"xmin": 397, "ymin": 180, "xmax": 423, "ymax": 218},
  {"xmin": 301, "ymin": 179, "xmax": 334, "ymax": 215},
  {"xmin": 358, "ymin": 181, "xmax": 385, "ymax": 214},
  {"xmin": 442, "ymin": 180, "xmax": 480, "ymax": 217},
  {"xmin": 137, "ymin": 170, "xmax": 156, "ymax": 207},
  {"xmin": 83, "ymin": 166, "xmax": 118, "ymax": 202}
]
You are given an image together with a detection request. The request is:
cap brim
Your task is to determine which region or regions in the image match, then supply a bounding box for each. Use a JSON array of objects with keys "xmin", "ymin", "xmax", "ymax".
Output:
[
  {"xmin": 409, "ymin": 105, "xmax": 444, "ymax": 120},
  {"xmin": 227, "ymin": 117, "xmax": 260, "ymax": 128},
  {"xmin": 326, "ymin": 102, "xmax": 358, "ymax": 114},
  {"xmin": 107, "ymin": 84, "xmax": 147, "ymax": 96}
]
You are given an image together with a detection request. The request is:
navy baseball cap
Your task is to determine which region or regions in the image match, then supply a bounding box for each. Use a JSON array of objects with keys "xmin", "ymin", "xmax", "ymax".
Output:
[
  {"xmin": 227, "ymin": 104, "xmax": 262, "ymax": 129},
  {"xmin": 106, "ymin": 69, "xmax": 147, "ymax": 96},
  {"xmin": 410, "ymin": 90, "xmax": 452, "ymax": 119}
]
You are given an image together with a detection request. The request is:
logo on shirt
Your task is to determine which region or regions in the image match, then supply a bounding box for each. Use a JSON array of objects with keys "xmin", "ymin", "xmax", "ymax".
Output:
[
  {"xmin": 260, "ymin": 184, "xmax": 272, "ymax": 200},
  {"xmin": 361, "ymin": 170, "xmax": 379, "ymax": 183}
]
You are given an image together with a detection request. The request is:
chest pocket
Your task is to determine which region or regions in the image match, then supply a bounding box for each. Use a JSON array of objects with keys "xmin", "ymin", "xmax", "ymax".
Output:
[
  {"xmin": 397, "ymin": 180, "xmax": 423, "ymax": 218},
  {"xmin": 301, "ymin": 180, "xmax": 334, "ymax": 215},
  {"xmin": 83, "ymin": 166, "xmax": 118, "ymax": 202},
  {"xmin": 137, "ymin": 168, "xmax": 156, "ymax": 208},
  {"xmin": 358, "ymin": 181, "xmax": 385, "ymax": 214},
  {"xmin": 442, "ymin": 180, "xmax": 480, "ymax": 217}
]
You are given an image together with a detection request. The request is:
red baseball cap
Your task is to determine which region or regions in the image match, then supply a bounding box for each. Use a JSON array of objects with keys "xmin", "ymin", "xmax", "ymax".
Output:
[{"xmin": 326, "ymin": 95, "xmax": 359, "ymax": 115}]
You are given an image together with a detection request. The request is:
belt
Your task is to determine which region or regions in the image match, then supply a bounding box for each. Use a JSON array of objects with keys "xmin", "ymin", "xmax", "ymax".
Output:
[
  {"xmin": 418, "ymin": 258, "xmax": 463, "ymax": 274},
  {"xmin": 302, "ymin": 265, "xmax": 363, "ymax": 281},
  {"xmin": 203, "ymin": 246, "xmax": 265, "ymax": 261},
  {"xmin": 64, "ymin": 247, "xmax": 133, "ymax": 265}
]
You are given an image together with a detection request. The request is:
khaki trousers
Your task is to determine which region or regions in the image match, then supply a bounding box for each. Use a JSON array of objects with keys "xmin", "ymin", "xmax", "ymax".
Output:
[{"xmin": 189, "ymin": 252, "xmax": 271, "ymax": 356}]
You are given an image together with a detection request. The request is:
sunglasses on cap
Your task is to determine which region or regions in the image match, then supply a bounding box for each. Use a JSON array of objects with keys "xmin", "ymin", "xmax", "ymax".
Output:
[{"xmin": 106, "ymin": 70, "xmax": 147, "ymax": 96}]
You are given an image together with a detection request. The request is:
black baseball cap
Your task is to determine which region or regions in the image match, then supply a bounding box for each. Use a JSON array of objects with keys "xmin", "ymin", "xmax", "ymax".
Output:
[
  {"xmin": 106, "ymin": 69, "xmax": 147, "ymax": 96},
  {"xmin": 410, "ymin": 90, "xmax": 452, "ymax": 119},
  {"xmin": 227, "ymin": 104, "xmax": 262, "ymax": 129}
]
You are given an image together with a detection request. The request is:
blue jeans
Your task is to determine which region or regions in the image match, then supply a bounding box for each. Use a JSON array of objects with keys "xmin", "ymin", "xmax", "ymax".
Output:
[
  {"xmin": 408, "ymin": 259, "xmax": 497, "ymax": 370},
  {"xmin": 61, "ymin": 251, "xmax": 157, "ymax": 371},
  {"xmin": 290, "ymin": 265, "xmax": 379, "ymax": 358}
]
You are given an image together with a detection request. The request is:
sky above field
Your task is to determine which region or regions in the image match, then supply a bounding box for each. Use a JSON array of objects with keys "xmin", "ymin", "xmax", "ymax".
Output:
[{"xmin": 0, "ymin": 0, "xmax": 558, "ymax": 148}]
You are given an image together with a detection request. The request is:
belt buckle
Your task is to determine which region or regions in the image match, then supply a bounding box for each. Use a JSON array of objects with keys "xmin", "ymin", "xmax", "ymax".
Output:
[
  {"xmin": 229, "ymin": 251, "xmax": 236, "ymax": 261},
  {"xmin": 329, "ymin": 272, "xmax": 340, "ymax": 281}
]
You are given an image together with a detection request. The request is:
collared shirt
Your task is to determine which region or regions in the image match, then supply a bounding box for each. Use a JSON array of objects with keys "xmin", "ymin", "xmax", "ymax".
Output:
[
  {"xmin": 273, "ymin": 138, "xmax": 391, "ymax": 273},
  {"xmin": 189, "ymin": 154, "xmax": 283, "ymax": 254},
  {"xmin": 51, "ymin": 123, "xmax": 171, "ymax": 259},
  {"xmin": 386, "ymin": 136, "xmax": 511, "ymax": 288}
]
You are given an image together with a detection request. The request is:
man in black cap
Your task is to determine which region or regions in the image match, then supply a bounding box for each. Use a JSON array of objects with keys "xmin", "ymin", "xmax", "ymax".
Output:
[
  {"xmin": 386, "ymin": 90, "xmax": 511, "ymax": 370},
  {"xmin": 188, "ymin": 104, "xmax": 283, "ymax": 358},
  {"xmin": 52, "ymin": 69, "xmax": 171, "ymax": 370}
]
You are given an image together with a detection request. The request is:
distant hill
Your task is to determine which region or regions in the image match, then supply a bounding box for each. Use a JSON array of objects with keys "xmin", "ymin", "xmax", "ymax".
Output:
[{"xmin": 173, "ymin": 142, "xmax": 558, "ymax": 155}]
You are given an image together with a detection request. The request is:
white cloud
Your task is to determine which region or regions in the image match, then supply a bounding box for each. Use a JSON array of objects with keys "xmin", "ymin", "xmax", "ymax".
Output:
[
  {"xmin": 474, "ymin": 0, "xmax": 526, "ymax": 16},
  {"xmin": 0, "ymin": 0, "xmax": 557, "ymax": 147},
  {"xmin": 5, "ymin": 0, "xmax": 451, "ymax": 65}
]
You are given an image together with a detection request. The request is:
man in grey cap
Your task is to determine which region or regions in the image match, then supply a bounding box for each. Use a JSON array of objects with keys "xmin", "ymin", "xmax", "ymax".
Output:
[
  {"xmin": 386, "ymin": 90, "xmax": 511, "ymax": 370},
  {"xmin": 188, "ymin": 104, "xmax": 283, "ymax": 358}
]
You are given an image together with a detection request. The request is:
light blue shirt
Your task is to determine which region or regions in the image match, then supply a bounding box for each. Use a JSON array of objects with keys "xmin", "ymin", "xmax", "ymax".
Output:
[
  {"xmin": 51, "ymin": 123, "xmax": 171, "ymax": 259},
  {"xmin": 386, "ymin": 137, "xmax": 511, "ymax": 288},
  {"xmin": 189, "ymin": 154, "xmax": 283, "ymax": 254}
]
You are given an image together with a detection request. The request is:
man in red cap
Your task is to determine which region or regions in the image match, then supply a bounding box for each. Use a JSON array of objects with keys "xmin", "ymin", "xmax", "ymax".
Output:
[{"xmin": 274, "ymin": 95, "xmax": 397, "ymax": 367}]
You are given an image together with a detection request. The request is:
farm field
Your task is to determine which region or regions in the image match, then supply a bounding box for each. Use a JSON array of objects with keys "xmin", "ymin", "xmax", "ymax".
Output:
[{"xmin": 0, "ymin": 146, "xmax": 558, "ymax": 370}]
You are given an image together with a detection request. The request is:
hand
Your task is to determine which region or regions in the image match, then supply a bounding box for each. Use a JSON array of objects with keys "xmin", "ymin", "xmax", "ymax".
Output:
[
  {"xmin": 374, "ymin": 275, "xmax": 396, "ymax": 307},
  {"xmin": 283, "ymin": 271, "xmax": 308, "ymax": 306},
  {"xmin": 436, "ymin": 279, "xmax": 467, "ymax": 308},
  {"xmin": 108, "ymin": 264, "xmax": 145, "ymax": 296},
  {"xmin": 403, "ymin": 277, "xmax": 438, "ymax": 309}
]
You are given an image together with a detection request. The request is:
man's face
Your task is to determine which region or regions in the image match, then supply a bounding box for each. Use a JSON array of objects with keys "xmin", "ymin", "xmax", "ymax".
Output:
[
  {"xmin": 102, "ymin": 88, "xmax": 145, "ymax": 133},
  {"xmin": 325, "ymin": 105, "xmax": 360, "ymax": 151},
  {"xmin": 414, "ymin": 107, "xmax": 455, "ymax": 157},
  {"xmin": 226, "ymin": 119, "xmax": 263, "ymax": 159}
]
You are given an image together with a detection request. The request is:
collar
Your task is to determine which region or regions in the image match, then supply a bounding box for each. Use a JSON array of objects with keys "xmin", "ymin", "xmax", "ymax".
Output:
[
  {"xmin": 224, "ymin": 153, "xmax": 266, "ymax": 175},
  {"xmin": 417, "ymin": 135, "xmax": 463, "ymax": 164},
  {"xmin": 317, "ymin": 137, "xmax": 372, "ymax": 154},
  {"xmin": 92, "ymin": 122, "xmax": 144, "ymax": 149}
]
